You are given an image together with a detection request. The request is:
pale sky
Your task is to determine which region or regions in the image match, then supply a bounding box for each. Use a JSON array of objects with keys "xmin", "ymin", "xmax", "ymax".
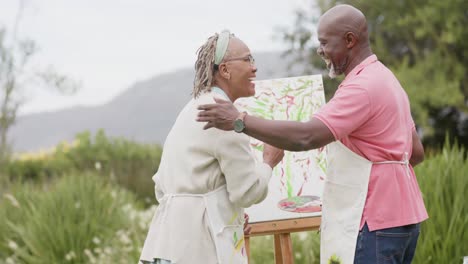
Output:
[{"xmin": 0, "ymin": 0, "xmax": 314, "ymax": 114}]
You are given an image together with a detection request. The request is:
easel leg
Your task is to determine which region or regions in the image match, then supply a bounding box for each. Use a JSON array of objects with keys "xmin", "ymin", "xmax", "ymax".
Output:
[
  {"xmin": 274, "ymin": 234, "xmax": 284, "ymax": 264},
  {"xmin": 274, "ymin": 233, "xmax": 294, "ymax": 264},
  {"xmin": 245, "ymin": 236, "xmax": 250, "ymax": 263},
  {"xmin": 280, "ymin": 233, "xmax": 293, "ymax": 264}
]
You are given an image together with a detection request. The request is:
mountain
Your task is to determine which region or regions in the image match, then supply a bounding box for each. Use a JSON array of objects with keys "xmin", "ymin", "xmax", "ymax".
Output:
[{"xmin": 9, "ymin": 51, "xmax": 308, "ymax": 152}]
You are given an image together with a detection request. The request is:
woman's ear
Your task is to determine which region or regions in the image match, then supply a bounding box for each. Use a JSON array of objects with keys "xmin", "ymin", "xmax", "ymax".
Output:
[{"xmin": 219, "ymin": 63, "xmax": 231, "ymax": 80}]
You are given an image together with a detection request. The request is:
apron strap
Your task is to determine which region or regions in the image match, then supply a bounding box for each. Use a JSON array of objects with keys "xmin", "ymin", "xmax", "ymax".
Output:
[
  {"xmin": 158, "ymin": 185, "xmax": 228, "ymax": 223},
  {"xmin": 159, "ymin": 193, "xmax": 204, "ymax": 223},
  {"xmin": 373, "ymin": 152, "xmax": 410, "ymax": 179},
  {"xmin": 217, "ymin": 224, "xmax": 244, "ymax": 234}
]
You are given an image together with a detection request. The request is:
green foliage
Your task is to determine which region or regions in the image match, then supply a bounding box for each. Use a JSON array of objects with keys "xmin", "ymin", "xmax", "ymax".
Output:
[
  {"xmin": 412, "ymin": 141, "xmax": 468, "ymax": 263},
  {"xmin": 292, "ymin": 232, "xmax": 321, "ymax": 263},
  {"xmin": 58, "ymin": 130, "xmax": 163, "ymax": 204},
  {"xmin": 0, "ymin": 142, "xmax": 466, "ymax": 263},
  {"xmin": 0, "ymin": 173, "xmax": 152, "ymax": 264},
  {"xmin": 249, "ymin": 236, "xmax": 275, "ymax": 263},
  {"xmin": 394, "ymin": 54, "xmax": 464, "ymax": 131},
  {"xmin": 2, "ymin": 129, "xmax": 163, "ymax": 205},
  {"xmin": 249, "ymin": 232, "xmax": 320, "ymax": 264}
]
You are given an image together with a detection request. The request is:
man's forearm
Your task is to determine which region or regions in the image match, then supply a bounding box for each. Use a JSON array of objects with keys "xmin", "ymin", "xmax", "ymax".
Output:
[{"xmin": 243, "ymin": 115, "xmax": 332, "ymax": 151}]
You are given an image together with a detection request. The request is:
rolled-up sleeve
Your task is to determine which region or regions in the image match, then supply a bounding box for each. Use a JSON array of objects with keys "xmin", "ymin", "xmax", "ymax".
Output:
[{"xmin": 214, "ymin": 131, "xmax": 272, "ymax": 208}]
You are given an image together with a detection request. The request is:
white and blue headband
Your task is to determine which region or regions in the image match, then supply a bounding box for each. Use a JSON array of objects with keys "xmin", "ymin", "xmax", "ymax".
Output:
[{"xmin": 214, "ymin": 30, "xmax": 231, "ymax": 66}]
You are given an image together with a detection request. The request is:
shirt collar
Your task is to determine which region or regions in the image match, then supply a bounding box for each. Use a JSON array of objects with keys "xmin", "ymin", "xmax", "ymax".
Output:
[
  {"xmin": 211, "ymin": 86, "xmax": 232, "ymax": 102},
  {"xmin": 344, "ymin": 54, "xmax": 378, "ymax": 81}
]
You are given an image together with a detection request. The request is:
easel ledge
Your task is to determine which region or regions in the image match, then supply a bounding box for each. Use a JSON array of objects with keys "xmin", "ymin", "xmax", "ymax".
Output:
[
  {"xmin": 246, "ymin": 216, "xmax": 321, "ymax": 237},
  {"xmin": 245, "ymin": 216, "xmax": 321, "ymax": 264}
]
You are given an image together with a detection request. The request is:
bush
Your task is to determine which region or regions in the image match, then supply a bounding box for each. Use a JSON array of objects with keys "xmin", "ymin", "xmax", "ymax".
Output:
[
  {"xmin": 1, "ymin": 141, "xmax": 465, "ymax": 263},
  {"xmin": 3, "ymin": 130, "xmax": 163, "ymax": 206},
  {"xmin": 0, "ymin": 173, "xmax": 154, "ymax": 264},
  {"xmin": 413, "ymin": 141, "xmax": 468, "ymax": 263}
]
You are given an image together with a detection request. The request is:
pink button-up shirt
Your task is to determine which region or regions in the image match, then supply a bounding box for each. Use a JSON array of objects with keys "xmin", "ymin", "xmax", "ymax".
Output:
[{"xmin": 315, "ymin": 55, "xmax": 428, "ymax": 231}]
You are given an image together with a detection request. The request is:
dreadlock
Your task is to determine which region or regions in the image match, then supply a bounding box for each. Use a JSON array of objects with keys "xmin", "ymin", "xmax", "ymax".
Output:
[{"xmin": 192, "ymin": 33, "xmax": 231, "ymax": 98}]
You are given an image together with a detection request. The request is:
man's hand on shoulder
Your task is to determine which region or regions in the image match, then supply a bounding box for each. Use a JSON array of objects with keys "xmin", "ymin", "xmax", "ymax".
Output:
[{"xmin": 197, "ymin": 97, "xmax": 239, "ymax": 131}]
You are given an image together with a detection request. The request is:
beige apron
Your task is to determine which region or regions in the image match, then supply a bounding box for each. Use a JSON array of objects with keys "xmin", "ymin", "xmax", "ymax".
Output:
[
  {"xmin": 320, "ymin": 141, "xmax": 409, "ymax": 264},
  {"xmin": 141, "ymin": 185, "xmax": 247, "ymax": 264}
]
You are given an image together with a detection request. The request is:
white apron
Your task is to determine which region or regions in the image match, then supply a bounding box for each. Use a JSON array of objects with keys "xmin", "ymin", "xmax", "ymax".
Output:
[
  {"xmin": 140, "ymin": 185, "xmax": 248, "ymax": 264},
  {"xmin": 320, "ymin": 141, "xmax": 409, "ymax": 264}
]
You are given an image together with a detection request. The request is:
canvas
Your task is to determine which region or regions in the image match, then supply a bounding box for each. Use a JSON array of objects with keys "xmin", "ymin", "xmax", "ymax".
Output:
[{"xmin": 235, "ymin": 75, "xmax": 327, "ymax": 223}]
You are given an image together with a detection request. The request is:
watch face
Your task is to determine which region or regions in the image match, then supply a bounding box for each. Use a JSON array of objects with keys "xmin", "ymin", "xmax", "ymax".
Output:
[{"xmin": 234, "ymin": 119, "xmax": 245, "ymax": 133}]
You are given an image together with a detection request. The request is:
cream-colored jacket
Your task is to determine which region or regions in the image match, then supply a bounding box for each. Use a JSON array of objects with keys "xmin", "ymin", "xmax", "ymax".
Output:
[{"xmin": 139, "ymin": 91, "xmax": 272, "ymax": 263}]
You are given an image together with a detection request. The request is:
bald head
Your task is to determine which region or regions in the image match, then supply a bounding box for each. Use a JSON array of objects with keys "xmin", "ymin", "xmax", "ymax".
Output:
[
  {"xmin": 316, "ymin": 4, "xmax": 373, "ymax": 77},
  {"xmin": 318, "ymin": 4, "xmax": 369, "ymax": 44}
]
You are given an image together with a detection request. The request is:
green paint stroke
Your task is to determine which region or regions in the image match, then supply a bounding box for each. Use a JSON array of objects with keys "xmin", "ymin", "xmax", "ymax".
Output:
[
  {"xmin": 238, "ymin": 76, "xmax": 326, "ymax": 199},
  {"xmin": 328, "ymin": 254, "xmax": 342, "ymax": 264},
  {"xmin": 252, "ymin": 144, "xmax": 263, "ymax": 152},
  {"xmin": 317, "ymin": 154, "xmax": 327, "ymax": 173},
  {"xmin": 228, "ymin": 212, "xmax": 239, "ymax": 225},
  {"xmin": 286, "ymin": 153, "xmax": 293, "ymax": 198}
]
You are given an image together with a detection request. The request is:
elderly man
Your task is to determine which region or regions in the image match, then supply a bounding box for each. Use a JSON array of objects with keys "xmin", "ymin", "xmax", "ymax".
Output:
[{"xmin": 197, "ymin": 5, "xmax": 428, "ymax": 264}]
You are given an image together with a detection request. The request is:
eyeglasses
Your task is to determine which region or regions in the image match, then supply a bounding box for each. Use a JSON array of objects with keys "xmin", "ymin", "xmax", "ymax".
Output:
[{"xmin": 224, "ymin": 54, "xmax": 255, "ymax": 65}]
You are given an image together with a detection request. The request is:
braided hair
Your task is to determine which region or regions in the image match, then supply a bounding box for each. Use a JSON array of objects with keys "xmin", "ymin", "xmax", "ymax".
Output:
[{"xmin": 192, "ymin": 32, "xmax": 232, "ymax": 98}]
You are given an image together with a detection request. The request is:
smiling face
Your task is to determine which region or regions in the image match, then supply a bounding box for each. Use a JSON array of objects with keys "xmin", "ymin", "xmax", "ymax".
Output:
[
  {"xmin": 316, "ymin": 19, "xmax": 349, "ymax": 79},
  {"xmin": 220, "ymin": 37, "xmax": 257, "ymax": 100},
  {"xmin": 315, "ymin": 5, "xmax": 370, "ymax": 79}
]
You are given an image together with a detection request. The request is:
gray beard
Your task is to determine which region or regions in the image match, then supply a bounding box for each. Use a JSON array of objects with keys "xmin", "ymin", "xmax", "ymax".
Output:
[
  {"xmin": 328, "ymin": 57, "xmax": 348, "ymax": 79},
  {"xmin": 328, "ymin": 64, "xmax": 338, "ymax": 79},
  {"xmin": 321, "ymin": 57, "xmax": 339, "ymax": 79}
]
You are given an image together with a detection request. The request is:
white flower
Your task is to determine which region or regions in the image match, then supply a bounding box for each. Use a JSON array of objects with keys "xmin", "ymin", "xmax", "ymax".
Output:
[
  {"xmin": 298, "ymin": 232, "xmax": 308, "ymax": 240},
  {"xmin": 6, "ymin": 257, "xmax": 15, "ymax": 264},
  {"xmin": 7, "ymin": 240, "xmax": 18, "ymax": 251},
  {"xmin": 4, "ymin": 194, "xmax": 20, "ymax": 208},
  {"xmin": 117, "ymin": 230, "xmax": 131, "ymax": 245},
  {"xmin": 75, "ymin": 202, "xmax": 81, "ymax": 209},
  {"xmin": 104, "ymin": 247, "xmax": 112, "ymax": 254},
  {"xmin": 84, "ymin": 249, "xmax": 96, "ymax": 263},
  {"xmin": 65, "ymin": 251, "xmax": 76, "ymax": 261},
  {"xmin": 122, "ymin": 203, "xmax": 132, "ymax": 212},
  {"xmin": 95, "ymin": 161, "xmax": 102, "ymax": 171},
  {"xmin": 92, "ymin": 237, "xmax": 101, "ymax": 245}
]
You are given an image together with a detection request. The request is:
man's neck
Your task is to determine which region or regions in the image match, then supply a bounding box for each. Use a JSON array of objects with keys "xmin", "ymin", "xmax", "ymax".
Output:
[{"xmin": 344, "ymin": 49, "xmax": 373, "ymax": 76}]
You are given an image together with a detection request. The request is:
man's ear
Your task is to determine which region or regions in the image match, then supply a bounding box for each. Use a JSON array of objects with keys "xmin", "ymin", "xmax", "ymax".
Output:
[{"xmin": 345, "ymin": 32, "xmax": 358, "ymax": 49}]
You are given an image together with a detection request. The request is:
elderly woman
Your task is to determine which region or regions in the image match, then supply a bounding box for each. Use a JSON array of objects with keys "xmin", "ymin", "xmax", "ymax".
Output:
[{"xmin": 139, "ymin": 30, "xmax": 284, "ymax": 264}]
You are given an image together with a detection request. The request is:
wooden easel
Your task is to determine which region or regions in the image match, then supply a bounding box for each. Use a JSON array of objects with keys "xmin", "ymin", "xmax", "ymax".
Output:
[{"xmin": 245, "ymin": 216, "xmax": 321, "ymax": 264}]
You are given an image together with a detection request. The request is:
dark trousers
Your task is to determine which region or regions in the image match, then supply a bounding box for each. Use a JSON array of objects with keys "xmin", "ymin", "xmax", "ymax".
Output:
[{"xmin": 354, "ymin": 223, "xmax": 421, "ymax": 264}]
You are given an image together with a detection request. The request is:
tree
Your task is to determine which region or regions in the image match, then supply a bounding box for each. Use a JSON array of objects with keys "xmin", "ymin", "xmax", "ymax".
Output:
[
  {"xmin": 0, "ymin": 2, "xmax": 78, "ymax": 164},
  {"xmin": 280, "ymin": 0, "xmax": 468, "ymax": 149}
]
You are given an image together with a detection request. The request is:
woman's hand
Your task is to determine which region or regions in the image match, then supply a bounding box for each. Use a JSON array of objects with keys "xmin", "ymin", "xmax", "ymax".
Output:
[{"xmin": 243, "ymin": 213, "xmax": 252, "ymax": 235}]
